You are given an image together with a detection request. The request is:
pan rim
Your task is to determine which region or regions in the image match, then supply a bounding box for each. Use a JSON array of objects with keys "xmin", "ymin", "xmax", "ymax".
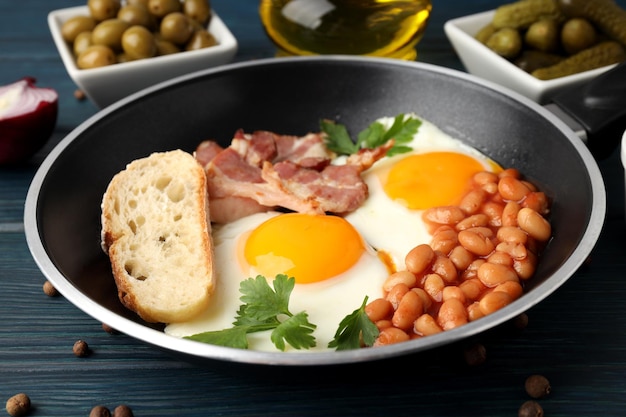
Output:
[{"xmin": 24, "ymin": 56, "xmax": 606, "ymax": 366}]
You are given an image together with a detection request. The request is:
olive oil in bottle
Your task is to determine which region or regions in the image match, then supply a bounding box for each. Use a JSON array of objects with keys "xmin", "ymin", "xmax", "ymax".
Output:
[{"xmin": 259, "ymin": 0, "xmax": 432, "ymax": 60}]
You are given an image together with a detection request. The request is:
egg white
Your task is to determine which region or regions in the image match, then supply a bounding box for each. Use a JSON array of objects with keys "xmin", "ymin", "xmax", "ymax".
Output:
[
  {"xmin": 342, "ymin": 114, "xmax": 497, "ymax": 270},
  {"xmin": 165, "ymin": 211, "xmax": 388, "ymax": 352}
]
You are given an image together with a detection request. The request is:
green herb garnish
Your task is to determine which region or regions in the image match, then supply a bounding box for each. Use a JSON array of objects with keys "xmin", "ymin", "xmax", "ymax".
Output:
[
  {"xmin": 186, "ymin": 276, "xmax": 381, "ymax": 352},
  {"xmin": 328, "ymin": 296, "xmax": 379, "ymax": 350},
  {"xmin": 185, "ymin": 274, "xmax": 317, "ymax": 351},
  {"xmin": 320, "ymin": 113, "xmax": 421, "ymax": 157}
]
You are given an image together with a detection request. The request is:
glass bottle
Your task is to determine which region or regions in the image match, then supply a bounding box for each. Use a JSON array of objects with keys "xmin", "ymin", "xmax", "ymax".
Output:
[{"xmin": 259, "ymin": 0, "xmax": 432, "ymax": 60}]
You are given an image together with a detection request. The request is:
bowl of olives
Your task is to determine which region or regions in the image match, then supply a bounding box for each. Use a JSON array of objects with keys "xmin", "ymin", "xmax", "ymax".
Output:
[
  {"xmin": 49, "ymin": 0, "xmax": 237, "ymax": 108},
  {"xmin": 444, "ymin": 0, "xmax": 626, "ymax": 104}
]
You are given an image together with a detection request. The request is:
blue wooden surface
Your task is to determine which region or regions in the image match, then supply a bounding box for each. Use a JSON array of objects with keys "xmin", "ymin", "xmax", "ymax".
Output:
[{"xmin": 2, "ymin": 1, "xmax": 626, "ymax": 416}]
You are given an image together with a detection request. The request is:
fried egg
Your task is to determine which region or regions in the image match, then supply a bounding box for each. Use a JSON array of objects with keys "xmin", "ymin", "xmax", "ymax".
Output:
[
  {"xmin": 167, "ymin": 113, "xmax": 501, "ymax": 352},
  {"xmin": 165, "ymin": 211, "xmax": 389, "ymax": 352},
  {"xmin": 343, "ymin": 115, "xmax": 501, "ymax": 270}
]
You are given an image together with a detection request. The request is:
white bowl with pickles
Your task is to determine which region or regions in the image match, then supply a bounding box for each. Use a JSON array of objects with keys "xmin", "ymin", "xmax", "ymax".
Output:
[
  {"xmin": 48, "ymin": 0, "xmax": 237, "ymax": 108},
  {"xmin": 444, "ymin": 0, "xmax": 626, "ymax": 104}
]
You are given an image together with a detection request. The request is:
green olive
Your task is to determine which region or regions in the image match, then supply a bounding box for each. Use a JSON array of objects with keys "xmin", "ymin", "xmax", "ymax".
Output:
[
  {"xmin": 126, "ymin": 0, "xmax": 149, "ymax": 6},
  {"xmin": 185, "ymin": 29, "xmax": 217, "ymax": 51},
  {"xmin": 73, "ymin": 31, "xmax": 93, "ymax": 57},
  {"xmin": 183, "ymin": 0, "xmax": 212, "ymax": 25},
  {"xmin": 148, "ymin": 0, "xmax": 182, "ymax": 18},
  {"xmin": 116, "ymin": 52, "xmax": 133, "ymax": 63},
  {"xmin": 155, "ymin": 39, "xmax": 181, "ymax": 55},
  {"xmin": 117, "ymin": 4, "xmax": 153, "ymax": 28},
  {"xmin": 65, "ymin": 0, "xmax": 216, "ymax": 69},
  {"xmin": 122, "ymin": 25, "xmax": 157, "ymax": 60},
  {"xmin": 91, "ymin": 18, "xmax": 130, "ymax": 51},
  {"xmin": 88, "ymin": 0, "xmax": 122, "ymax": 22},
  {"xmin": 561, "ymin": 18, "xmax": 597, "ymax": 55},
  {"xmin": 77, "ymin": 44, "xmax": 116, "ymax": 69},
  {"xmin": 525, "ymin": 19, "xmax": 560, "ymax": 53},
  {"xmin": 188, "ymin": 17, "xmax": 205, "ymax": 33},
  {"xmin": 61, "ymin": 15, "xmax": 96, "ymax": 42},
  {"xmin": 160, "ymin": 12, "xmax": 194, "ymax": 45}
]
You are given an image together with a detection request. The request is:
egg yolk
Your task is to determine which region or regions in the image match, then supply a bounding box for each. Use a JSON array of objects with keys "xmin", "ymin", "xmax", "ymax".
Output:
[
  {"xmin": 383, "ymin": 151, "xmax": 486, "ymax": 209},
  {"xmin": 243, "ymin": 213, "xmax": 365, "ymax": 284}
]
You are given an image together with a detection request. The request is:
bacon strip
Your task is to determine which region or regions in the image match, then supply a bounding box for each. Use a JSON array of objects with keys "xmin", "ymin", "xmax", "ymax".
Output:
[
  {"xmin": 195, "ymin": 140, "xmax": 224, "ymax": 167},
  {"xmin": 195, "ymin": 130, "xmax": 393, "ymax": 223}
]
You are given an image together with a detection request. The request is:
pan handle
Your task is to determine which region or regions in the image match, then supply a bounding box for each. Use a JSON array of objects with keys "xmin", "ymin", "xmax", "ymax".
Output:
[{"xmin": 550, "ymin": 61, "xmax": 626, "ymax": 159}]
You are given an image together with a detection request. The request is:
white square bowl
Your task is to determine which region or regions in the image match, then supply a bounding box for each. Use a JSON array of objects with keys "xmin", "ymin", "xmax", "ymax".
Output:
[
  {"xmin": 444, "ymin": 10, "xmax": 617, "ymax": 104},
  {"xmin": 49, "ymin": 6, "xmax": 238, "ymax": 108}
]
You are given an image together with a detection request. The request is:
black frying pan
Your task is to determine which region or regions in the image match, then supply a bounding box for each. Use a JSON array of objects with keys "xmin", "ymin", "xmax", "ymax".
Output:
[{"xmin": 24, "ymin": 57, "xmax": 613, "ymax": 366}]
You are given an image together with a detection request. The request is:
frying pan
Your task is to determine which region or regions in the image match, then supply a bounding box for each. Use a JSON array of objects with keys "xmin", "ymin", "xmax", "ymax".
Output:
[{"xmin": 24, "ymin": 56, "xmax": 616, "ymax": 366}]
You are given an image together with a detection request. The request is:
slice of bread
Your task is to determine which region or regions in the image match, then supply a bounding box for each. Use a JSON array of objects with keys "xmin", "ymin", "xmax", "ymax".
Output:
[{"xmin": 101, "ymin": 150, "xmax": 214, "ymax": 323}]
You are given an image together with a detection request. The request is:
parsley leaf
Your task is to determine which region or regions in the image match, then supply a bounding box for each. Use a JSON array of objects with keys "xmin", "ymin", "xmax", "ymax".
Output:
[
  {"xmin": 320, "ymin": 119, "xmax": 358, "ymax": 155},
  {"xmin": 233, "ymin": 304, "xmax": 281, "ymax": 330},
  {"xmin": 357, "ymin": 121, "xmax": 386, "ymax": 149},
  {"xmin": 185, "ymin": 274, "xmax": 317, "ymax": 351},
  {"xmin": 383, "ymin": 113, "xmax": 422, "ymax": 146},
  {"xmin": 271, "ymin": 311, "xmax": 317, "ymax": 351},
  {"xmin": 321, "ymin": 113, "xmax": 421, "ymax": 157},
  {"xmin": 238, "ymin": 275, "xmax": 292, "ymax": 321},
  {"xmin": 185, "ymin": 326, "xmax": 250, "ymax": 349},
  {"xmin": 328, "ymin": 296, "xmax": 379, "ymax": 351}
]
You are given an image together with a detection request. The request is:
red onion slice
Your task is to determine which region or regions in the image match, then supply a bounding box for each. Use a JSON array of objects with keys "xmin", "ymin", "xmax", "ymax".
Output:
[{"xmin": 0, "ymin": 77, "xmax": 58, "ymax": 165}]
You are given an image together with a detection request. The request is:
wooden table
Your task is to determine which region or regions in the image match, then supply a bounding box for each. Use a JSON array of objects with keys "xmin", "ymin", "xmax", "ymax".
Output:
[{"xmin": 2, "ymin": 1, "xmax": 626, "ymax": 416}]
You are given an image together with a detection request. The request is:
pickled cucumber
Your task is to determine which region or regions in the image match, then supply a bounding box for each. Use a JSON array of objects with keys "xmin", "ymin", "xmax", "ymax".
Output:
[
  {"xmin": 557, "ymin": 0, "xmax": 626, "ymax": 47},
  {"xmin": 531, "ymin": 41, "xmax": 625, "ymax": 80},
  {"xmin": 475, "ymin": 23, "xmax": 497, "ymax": 44},
  {"xmin": 493, "ymin": 0, "xmax": 563, "ymax": 29},
  {"xmin": 486, "ymin": 28, "xmax": 523, "ymax": 59},
  {"xmin": 561, "ymin": 18, "xmax": 597, "ymax": 54},
  {"xmin": 514, "ymin": 50, "xmax": 563, "ymax": 73},
  {"xmin": 525, "ymin": 18, "xmax": 560, "ymax": 52},
  {"xmin": 474, "ymin": 0, "xmax": 626, "ymax": 80}
]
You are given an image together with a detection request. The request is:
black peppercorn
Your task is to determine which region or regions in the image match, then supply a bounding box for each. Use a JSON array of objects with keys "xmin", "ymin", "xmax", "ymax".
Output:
[
  {"xmin": 42, "ymin": 280, "xmax": 59, "ymax": 297},
  {"xmin": 463, "ymin": 343, "xmax": 487, "ymax": 366},
  {"xmin": 518, "ymin": 400, "xmax": 543, "ymax": 417},
  {"xmin": 525, "ymin": 374, "xmax": 551, "ymax": 399},
  {"xmin": 90, "ymin": 405, "xmax": 111, "ymax": 417},
  {"xmin": 5, "ymin": 393, "xmax": 31, "ymax": 417},
  {"xmin": 102, "ymin": 323, "xmax": 119, "ymax": 334},
  {"xmin": 73, "ymin": 339, "xmax": 90, "ymax": 357},
  {"xmin": 512, "ymin": 312, "xmax": 529, "ymax": 330},
  {"xmin": 113, "ymin": 404, "xmax": 134, "ymax": 417}
]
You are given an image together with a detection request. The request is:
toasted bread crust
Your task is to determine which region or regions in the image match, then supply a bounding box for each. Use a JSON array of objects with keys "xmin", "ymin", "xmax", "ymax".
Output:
[{"xmin": 101, "ymin": 150, "xmax": 214, "ymax": 323}]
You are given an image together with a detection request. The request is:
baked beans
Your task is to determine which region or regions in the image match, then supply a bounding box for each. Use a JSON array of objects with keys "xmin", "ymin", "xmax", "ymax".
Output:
[
  {"xmin": 459, "ymin": 189, "xmax": 487, "ymax": 214},
  {"xmin": 414, "ymin": 314, "xmax": 443, "ymax": 336},
  {"xmin": 405, "ymin": 244, "xmax": 435, "ymax": 275},
  {"xmin": 449, "ymin": 245, "xmax": 474, "ymax": 271},
  {"xmin": 367, "ymin": 168, "xmax": 552, "ymax": 346},
  {"xmin": 364, "ymin": 298, "xmax": 393, "ymax": 322},
  {"xmin": 517, "ymin": 208, "xmax": 552, "ymax": 241},
  {"xmin": 383, "ymin": 270, "xmax": 417, "ymax": 292},
  {"xmin": 386, "ymin": 283, "xmax": 410, "ymax": 310},
  {"xmin": 502, "ymin": 201, "xmax": 521, "ymax": 227},
  {"xmin": 392, "ymin": 290, "xmax": 424, "ymax": 331},
  {"xmin": 374, "ymin": 327, "xmax": 410, "ymax": 346},
  {"xmin": 438, "ymin": 298, "xmax": 468, "ymax": 330},
  {"xmin": 430, "ymin": 227, "xmax": 459, "ymax": 255}
]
